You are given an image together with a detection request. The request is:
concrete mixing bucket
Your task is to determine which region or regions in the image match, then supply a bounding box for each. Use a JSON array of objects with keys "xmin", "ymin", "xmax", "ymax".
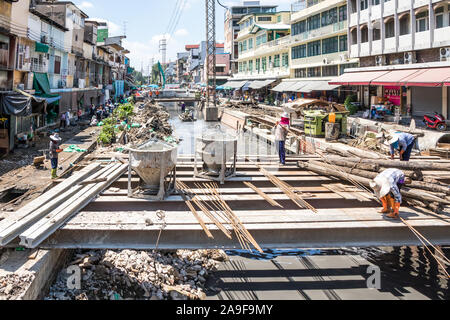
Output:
[
  {"xmin": 129, "ymin": 140, "xmax": 178, "ymax": 188},
  {"xmin": 198, "ymin": 132, "xmax": 237, "ymax": 174}
]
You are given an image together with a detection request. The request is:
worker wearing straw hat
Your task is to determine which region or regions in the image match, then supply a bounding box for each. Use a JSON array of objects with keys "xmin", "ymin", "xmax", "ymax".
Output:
[
  {"xmin": 49, "ymin": 133, "xmax": 62, "ymax": 179},
  {"xmin": 273, "ymin": 112, "xmax": 290, "ymax": 165},
  {"xmin": 370, "ymin": 168, "xmax": 410, "ymax": 219}
]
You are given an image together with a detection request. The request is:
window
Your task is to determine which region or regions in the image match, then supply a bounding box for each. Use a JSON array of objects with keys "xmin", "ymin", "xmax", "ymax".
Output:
[
  {"xmin": 339, "ymin": 5, "xmax": 347, "ymax": 22},
  {"xmin": 416, "ymin": 11, "xmax": 429, "ymax": 32},
  {"xmin": 249, "ymin": 60, "xmax": 253, "ymax": 72},
  {"xmin": 243, "ymin": 40, "xmax": 247, "ymax": 51},
  {"xmin": 295, "ymin": 68, "xmax": 307, "ymax": 78},
  {"xmin": 307, "ymin": 14, "xmax": 321, "ymax": 31},
  {"xmin": 385, "ymin": 19, "xmax": 395, "ymax": 38},
  {"xmin": 277, "ymin": 16, "xmax": 281, "ymax": 23},
  {"xmin": 372, "ymin": 0, "xmax": 380, "ymax": 5},
  {"xmin": 292, "ymin": 20, "xmax": 306, "ymax": 35},
  {"xmin": 339, "ymin": 35, "xmax": 348, "ymax": 51},
  {"xmin": 258, "ymin": 17, "xmax": 272, "ymax": 22},
  {"xmin": 262, "ymin": 57, "xmax": 267, "ymax": 71},
  {"xmin": 248, "ymin": 38, "xmax": 253, "ymax": 49},
  {"xmin": 373, "ymin": 28, "xmax": 381, "ymax": 40},
  {"xmin": 268, "ymin": 56, "xmax": 272, "ymax": 68},
  {"xmin": 322, "ymin": 65, "xmax": 338, "ymax": 77},
  {"xmin": 400, "ymin": 15, "xmax": 410, "ymax": 35},
  {"xmin": 243, "ymin": 61, "xmax": 247, "ymax": 71},
  {"xmin": 322, "ymin": 36, "xmax": 339, "ymax": 54},
  {"xmin": 308, "ymin": 67, "xmax": 321, "ymax": 77},
  {"xmin": 256, "ymin": 58, "xmax": 260, "ymax": 71},
  {"xmin": 54, "ymin": 55, "xmax": 61, "ymax": 74},
  {"xmin": 308, "ymin": 40, "xmax": 321, "ymax": 57},
  {"xmin": 274, "ymin": 54, "xmax": 280, "ymax": 68},
  {"xmin": 292, "ymin": 44, "xmax": 306, "ymax": 59},
  {"xmin": 360, "ymin": 0, "xmax": 368, "ymax": 10},
  {"xmin": 216, "ymin": 66, "xmax": 225, "ymax": 73},
  {"xmin": 238, "ymin": 62, "xmax": 242, "ymax": 72},
  {"xmin": 321, "ymin": 8, "xmax": 337, "ymax": 27},
  {"xmin": 282, "ymin": 53, "xmax": 289, "ymax": 67},
  {"xmin": 436, "ymin": 7, "xmax": 444, "ymax": 29},
  {"xmin": 340, "ymin": 63, "xmax": 359, "ymax": 75}
]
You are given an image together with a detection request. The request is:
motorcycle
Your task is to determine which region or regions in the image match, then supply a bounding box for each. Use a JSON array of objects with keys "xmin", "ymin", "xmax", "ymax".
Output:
[{"xmin": 423, "ymin": 112, "xmax": 448, "ymax": 132}]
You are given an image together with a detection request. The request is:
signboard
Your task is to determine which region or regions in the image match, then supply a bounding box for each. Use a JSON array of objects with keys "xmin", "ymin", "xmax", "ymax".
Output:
[{"xmin": 384, "ymin": 86, "xmax": 401, "ymax": 106}]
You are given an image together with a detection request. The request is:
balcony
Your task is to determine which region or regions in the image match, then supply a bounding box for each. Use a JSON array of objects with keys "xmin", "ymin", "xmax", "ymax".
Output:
[
  {"xmin": 360, "ymin": 9, "xmax": 369, "ymax": 25},
  {"xmin": 413, "ymin": 0, "xmax": 429, "ymax": 9},
  {"xmin": 384, "ymin": 37, "xmax": 396, "ymax": 53},
  {"xmin": 290, "ymin": 21, "xmax": 347, "ymax": 45},
  {"xmin": 350, "ymin": 12, "xmax": 358, "ymax": 27},
  {"xmin": 30, "ymin": 62, "xmax": 48, "ymax": 73},
  {"xmin": 236, "ymin": 66, "xmax": 290, "ymax": 79},
  {"xmin": 291, "ymin": 52, "xmax": 344, "ymax": 69},
  {"xmin": 384, "ymin": 1, "xmax": 395, "ymax": 17},
  {"xmin": 371, "ymin": 5, "xmax": 381, "ymax": 20},
  {"xmin": 372, "ymin": 39, "xmax": 382, "ymax": 55},
  {"xmin": 360, "ymin": 42, "xmax": 370, "ymax": 56},
  {"xmin": 399, "ymin": 34, "xmax": 413, "ymax": 52},
  {"xmin": 398, "ymin": 1, "xmax": 412, "ymax": 13},
  {"xmin": 434, "ymin": 26, "xmax": 450, "ymax": 47},
  {"xmin": 415, "ymin": 31, "xmax": 430, "ymax": 50},
  {"xmin": 350, "ymin": 44, "xmax": 359, "ymax": 58}
]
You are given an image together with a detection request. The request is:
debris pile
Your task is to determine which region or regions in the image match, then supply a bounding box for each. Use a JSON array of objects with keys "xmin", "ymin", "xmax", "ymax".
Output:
[
  {"xmin": 127, "ymin": 101, "xmax": 177, "ymax": 145},
  {"xmin": 0, "ymin": 273, "xmax": 35, "ymax": 300},
  {"xmin": 46, "ymin": 249, "xmax": 228, "ymax": 301}
]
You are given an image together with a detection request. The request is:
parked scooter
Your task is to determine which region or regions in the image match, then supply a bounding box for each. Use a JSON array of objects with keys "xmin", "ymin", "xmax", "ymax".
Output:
[{"xmin": 423, "ymin": 112, "xmax": 448, "ymax": 132}]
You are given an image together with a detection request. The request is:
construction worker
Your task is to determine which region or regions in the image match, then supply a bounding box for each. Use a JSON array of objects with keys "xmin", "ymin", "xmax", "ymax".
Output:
[
  {"xmin": 49, "ymin": 133, "xmax": 62, "ymax": 179},
  {"xmin": 388, "ymin": 132, "xmax": 416, "ymax": 161},
  {"xmin": 370, "ymin": 168, "xmax": 410, "ymax": 219},
  {"xmin": 273, "ymin": 112, "xmax": 290, "ymax": 165}
]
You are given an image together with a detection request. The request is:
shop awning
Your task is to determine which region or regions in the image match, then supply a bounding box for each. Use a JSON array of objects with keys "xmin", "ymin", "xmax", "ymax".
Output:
[
  {"xmin": 224, "ymin": 81, "xmax": 248, "ymax": 89},
  {"xmin": 35, "ymin": 42, "xmax": 49, "ymax": 53},
  {"xmin": 329, "ymin": 70, "xmax": 391, "ymax": 86},
  {"xmin": 249, "ymin": 79, "xmax": 276, "ymax": 90},
  {"xmin": 445, "ymin": 78, "xmax": 450, "ymax": 86},
  {"xmin": 291, "ymin": 81, "xmax": 312, "ymax": 92},
  {"xmin": 399, "ymin": 67, "xmax": 450, "ymax": 87},
  {"xmin": 296, "ymin": 81, "xmax": 341, "ymax": 92},
  {"xmin": 271, "ymin": 81, "xmax": 298, "ymax": 92},
  {"xmin": 33, "ymin": 72, "xmax": 51, "ymax": 95},
  {"xmin": 0, "ymin": 90, "xmax": 46, "ymax": 117},
  {"xmin": 371, "ymin": 69, "xmax": 424, "ymax": 86},
  {"xmin": 40, "ymin": 95, "xmax": 61, "ymax": 105}
]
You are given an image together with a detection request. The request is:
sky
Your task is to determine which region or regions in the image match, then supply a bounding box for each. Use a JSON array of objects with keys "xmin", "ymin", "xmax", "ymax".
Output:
[{"xmin": 75, "ymin": 0, "xmax": 292, "ymax": 73}]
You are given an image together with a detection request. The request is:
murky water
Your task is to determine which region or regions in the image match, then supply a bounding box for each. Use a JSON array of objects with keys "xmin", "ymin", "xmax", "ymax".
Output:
[{"xmin": 164, "ymin": 102, "xmax": 449, "ymax": 300}]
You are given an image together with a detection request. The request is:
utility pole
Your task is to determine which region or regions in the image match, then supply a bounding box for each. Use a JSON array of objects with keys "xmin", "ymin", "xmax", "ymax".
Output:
[{"xmin": 204, "ymin": 0, "xmax": 218, "ymax": 121}]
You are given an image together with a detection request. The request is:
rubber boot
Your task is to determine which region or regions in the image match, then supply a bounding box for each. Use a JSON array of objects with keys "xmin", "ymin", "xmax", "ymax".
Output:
[
  {"xmin": 387, "ymin": 203, "xmax": 401, "ymax": 219},
  {"xmin": 51, "ymin": 169, "xmax": 58, "ymax": 180},
  {"xmin": 379, "ymin": 197, "xmax": 390, "ymax": 214},
  {"xmin": 387, "ymin": 195, "xmax": 395, "ymax": 213}
]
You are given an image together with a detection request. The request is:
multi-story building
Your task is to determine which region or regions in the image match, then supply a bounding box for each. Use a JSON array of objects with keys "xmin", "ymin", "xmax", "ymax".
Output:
[
  {"xmin": 224, "ymin": 1, "xmax": 278, "ymax": 74},
  {"xmin": 331, "ymin": 0, "xmax": 450, "ymax": 118},
  {"xmin": 285, "ymin": 0, "xmax": 357, "ymax": 96},
  {"xmin": 232, "ymin": 10, "xmax": 292, "ymax": 89},
  {"xmin": 175, "ymin": 51, "xmax": 189, "ymax": 84},
  {"xmin": 0, "ymin": 0, "xmax": 132, "ymax": 156}
]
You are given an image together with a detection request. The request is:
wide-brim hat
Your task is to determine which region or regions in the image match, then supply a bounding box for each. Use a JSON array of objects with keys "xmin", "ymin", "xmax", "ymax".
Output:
[
  {"xmin": 50, "ymin": 134, "xmax": 62, "ymax": 142},
  {"xmin": 387, "ymin": 135, "xmax": 399, "ymax": 145},
  {"xmin": 370, "ymin": 176, "xmax": 391, "ymax": 199},
  {"xmin": 281, "ymin": 112, "xmax": 290, "ymax": 118}
]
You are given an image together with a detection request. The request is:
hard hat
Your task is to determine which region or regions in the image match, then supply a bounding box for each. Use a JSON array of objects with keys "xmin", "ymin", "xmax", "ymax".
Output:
[{"xmin": 370, "ymin": 176, "xmax": 391, "ymax": 199}]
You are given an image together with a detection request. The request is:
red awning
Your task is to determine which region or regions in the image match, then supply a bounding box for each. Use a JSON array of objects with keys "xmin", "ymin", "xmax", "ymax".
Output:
[
  {"xmin": 371, "ymin": 69, "xmax": 424, "ymax": 86},
  {"xmin": 329, "ymin": 70, "xmax": 391, "ymax": 86},
  {"xmin": 400, "ymin": 67, "xmax": 450, "ymax": 87},
  {"xmin": 445, "ymin": 78, "xmax": 450, "ymax": 86}
]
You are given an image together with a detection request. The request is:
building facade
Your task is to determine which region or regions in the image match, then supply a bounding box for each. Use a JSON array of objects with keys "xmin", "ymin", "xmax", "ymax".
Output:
[
  {"xmin": 224, "ymin": 1, "xmax": 278, "ymax": 74},
  {"xmin": 330, "ymin": 0, "xmax": 450, "ymax": 118}
]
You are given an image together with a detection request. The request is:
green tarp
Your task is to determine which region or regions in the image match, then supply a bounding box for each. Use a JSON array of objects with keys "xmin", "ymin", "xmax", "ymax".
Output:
[
  {"xmin": 33, "ymin": 73, "xmax": 51, "ymax": 95},
  {"xmin": 35, "ymin": 42, "xmax": 49, "ymax": 53}
]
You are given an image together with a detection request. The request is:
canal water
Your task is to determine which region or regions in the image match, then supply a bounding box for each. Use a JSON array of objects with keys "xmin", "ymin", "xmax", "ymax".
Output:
[{"xmin": 165, "ymin": 103, "xmax": 449, "ymax": 300}]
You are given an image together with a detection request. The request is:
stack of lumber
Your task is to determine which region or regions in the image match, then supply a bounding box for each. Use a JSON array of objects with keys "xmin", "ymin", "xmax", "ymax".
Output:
[
  {"xmin": 429, "ymin": 143, "xmax": 450, "ymax": 159},
  {"xmin": 298, "ymin": 154, "xmax": 450, "ymax": 214},
  {"xmin": 0, "ymin": 162, "xmax": 127, "ymax": 248}
]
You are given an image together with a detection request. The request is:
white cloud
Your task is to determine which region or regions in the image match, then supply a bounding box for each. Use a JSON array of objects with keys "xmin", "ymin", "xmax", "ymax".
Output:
[
  {"xmin": 77, "ymin": 1, "xmax": 94, "ymax": 10},
  {"xmin": 89, "ymin": 18, "xmax": 122, "ymax": 36},
  {"xmin": 174, "ymin": 28, "xmax": 189, "ymax": 37}
]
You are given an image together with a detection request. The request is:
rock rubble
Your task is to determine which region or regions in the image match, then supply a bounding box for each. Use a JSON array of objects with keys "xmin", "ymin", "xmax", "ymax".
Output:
[{"xmin": 46, "ymin": 249, "xmax": 228, "ymax": 300}]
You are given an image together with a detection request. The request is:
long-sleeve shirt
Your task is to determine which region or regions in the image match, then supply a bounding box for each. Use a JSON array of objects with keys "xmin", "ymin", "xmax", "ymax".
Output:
[
  {"xmin": 377, "ymin": 168, "xmax": 405, "ymax": 203},
  {"xmin": 49, "ymin": 140, "xmax": 59, "ymax": 159},
  {"xmin": 390, "ymin": 132, "xmax": 415, "ymax": 156},
  {"xmin": 274, "ymin": 124, "xmax": 289, "ymax": 141}
]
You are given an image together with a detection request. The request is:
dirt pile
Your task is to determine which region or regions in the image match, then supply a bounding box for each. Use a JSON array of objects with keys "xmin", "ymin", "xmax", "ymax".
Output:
[
  {"xmin": 46, "ymin": 249, "xmax": 228, "ymax": 301},
  {"xmin": 127, "ymin": 101, "xmax": 177, "ymax": 146}
]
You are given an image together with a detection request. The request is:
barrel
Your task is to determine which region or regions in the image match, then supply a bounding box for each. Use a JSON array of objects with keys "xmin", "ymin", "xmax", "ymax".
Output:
[{"xmin": 325, "ymin": 122, "xmax": 341, "ymax": 141}]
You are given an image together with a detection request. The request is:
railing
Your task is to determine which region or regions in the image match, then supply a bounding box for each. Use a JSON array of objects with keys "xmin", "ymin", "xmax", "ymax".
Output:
[
  {"xmin": 290, "ymin": 21, "xmax": 346, "ymax": 44},
  {"xmin": 0, "ymin": 80, "xmax": 13, "ymax": 91},
  {"xmin": 31, "ymin": 62, "xmax": 48, "ymax": 73}
]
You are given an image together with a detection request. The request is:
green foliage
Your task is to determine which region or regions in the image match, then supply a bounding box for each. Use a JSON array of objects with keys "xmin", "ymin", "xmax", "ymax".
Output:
[
  {"xmin": 345, "ymin": 94, "xmax": 358, "ymax": 115},
  {"xmin": 113, "ymin": 102, "xmax": 135, "ymax": 120}
]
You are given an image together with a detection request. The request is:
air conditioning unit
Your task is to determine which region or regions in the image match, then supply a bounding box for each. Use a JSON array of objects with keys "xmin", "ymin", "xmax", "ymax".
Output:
[
  {"xmin": 340, "ymin": 53, "xmax": 349, "ymax": 62},
  {"xmin": 375, "ymin": 55, "xmax": 385, "ymax": 66},
  {"xmin": 17, "ymin": 83, "xmax": 25, "ymax": 90},
  {"xmin": 440, "ymin": 47, "xmax": 450, "ymax": 61},
  {"xmin": 41, "ymin": 35, "xmax": 49, "ymax": 44},
  {"xmin": 58, "ymin": 80, "xmax": 66, "ymax": 89},
  {"xmin": 404, "ymin": 52, "xmax": 416, "ymax": 64},
  {"xmin": 323, "ymin": 58, "xmax": 329, "ymax": 65}
]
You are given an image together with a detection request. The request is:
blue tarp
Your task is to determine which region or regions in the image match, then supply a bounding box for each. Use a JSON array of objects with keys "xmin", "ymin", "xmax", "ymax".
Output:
[{"xmin": 41, "ymin": 95, "xmax": 61, "ymax": 104}]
